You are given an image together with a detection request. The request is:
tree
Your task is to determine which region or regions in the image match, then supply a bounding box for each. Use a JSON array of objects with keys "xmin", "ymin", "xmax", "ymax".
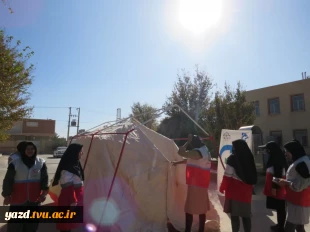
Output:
[
  {"xmin": 158, "ymin": 67, "xmax": 214, "ymax": 141},
  {"xmin": 130, "ymin": 102, "xmax": 158, "ymax": 130},
  {"xmin": 1, "ymin": 0, "xmax": 14, "ymax": 14},
  {"xmin": 0, "ymin": 30, "xmax": 34, "ymax": 141},
  {"xmin": 51, "ymin": 133, "xmax": 67, "ymax": 150},
  {"xmin": 203, "ymin": 81, "xmax": 256, "ymax": 142}
]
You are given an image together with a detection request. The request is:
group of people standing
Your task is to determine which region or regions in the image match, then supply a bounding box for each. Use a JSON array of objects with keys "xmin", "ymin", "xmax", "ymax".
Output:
[
  {"xmin": 172, "ymin": 134, "xmax": 310, "ymax": 232},
  {"xmin": 261, "ymin": 140, "xmax": 310, "ymax": 232},
  {"xmin": 1, "ymin": 134, "xmax": 309, "ymax": 232},
  {"xmin": 2, "ymin": 141, "xmax": 85, "ymax": 232}
]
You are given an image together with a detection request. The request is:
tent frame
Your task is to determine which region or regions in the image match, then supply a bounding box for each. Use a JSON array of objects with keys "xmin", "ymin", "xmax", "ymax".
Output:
[{"xmin": 69, "ymin": 104, "xmax": 224, "ymax": 230}]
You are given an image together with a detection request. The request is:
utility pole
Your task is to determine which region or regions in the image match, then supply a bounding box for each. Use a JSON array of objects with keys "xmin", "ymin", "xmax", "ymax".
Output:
[
  {"xmin": 67, "ymin": 107, "xmax": 72, "ymax": 142},
  {"xmin": 77, "ymin": 108, "xmax": 80, "ymax": 134},
  {"xmin": 67, "ymin": 107, "xmax": 81, "ymax": 143},
  {"xmin": 117, "ymin": 108, "xmax": 121, "ymax": 121}
]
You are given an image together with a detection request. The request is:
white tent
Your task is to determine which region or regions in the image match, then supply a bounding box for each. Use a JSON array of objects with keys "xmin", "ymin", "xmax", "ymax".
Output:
[{"xmin": 49, "ymin": 107, "xmax": 221, "ymax": 232}]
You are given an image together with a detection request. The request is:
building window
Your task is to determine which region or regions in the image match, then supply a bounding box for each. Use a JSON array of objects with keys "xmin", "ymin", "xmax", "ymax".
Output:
[
  {"xmin": 268, "ymin": 98, "xmax": 280, "ymax": 115},
  {"xmin": 254, "ymin": 101, "xmax": 260, "ymax": 116},
  {"xmin": 291, "ymin": 94, "xmax": 305, "ymax": 112},
  {"xmin": 293, "ymin": 129, "xmax": 308, "ymax": 146},
  {"xmin": 270, "ymin": 131, "xmax": 283, "ymax": 146}
]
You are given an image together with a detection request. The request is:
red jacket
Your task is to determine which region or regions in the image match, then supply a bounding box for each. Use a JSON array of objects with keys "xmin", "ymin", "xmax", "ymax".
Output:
[
  {"xmin": 10, "ymin": 157, "xmax": 45, "ymax": 205},
  {"xmin": 56, "ymin": 170, "xmax": 84, "ymax": 231},
  {"xmin": 186, "ymin": 146, "xmax": 211, "ymax": 188},
  {"xmin": 263, "ymin": 167, "xmax": 286, "ymax": 200},
  {"xmin": 220, "ymin": 164, "xmax": 253, "ymax": 203}
]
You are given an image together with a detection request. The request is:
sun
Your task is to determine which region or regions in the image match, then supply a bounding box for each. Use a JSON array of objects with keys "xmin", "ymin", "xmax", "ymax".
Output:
[{"xmin": 178, "ymin": 0, "xmax": 223, "ymax": 35}]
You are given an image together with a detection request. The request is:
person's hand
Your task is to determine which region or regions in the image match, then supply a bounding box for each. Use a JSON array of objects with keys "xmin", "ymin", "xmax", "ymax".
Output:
[
  {"xmin": 70, "ymin": 202, "xmax": 77, "ymax": 206},
  {"xmin": 37, "ymin": 190, "xmax": 48, "ymax": 203},
  {"xmin": 37, "ymin": 194, "xmax": 47, "ymax": 203},
  {"xmin": 275, "ymin": 179, "xmax": 288, "ymax": 187},
  {"xmin": 171, "ymin": 161, "xmax": 177, "ymax": 166},
  {"xmin": 277, "ymin": 179, "xmax": 288, "ymax": 187},
  {"xmin": 3, "ymin": 196, "xmax": 11, "ymax": 206}
]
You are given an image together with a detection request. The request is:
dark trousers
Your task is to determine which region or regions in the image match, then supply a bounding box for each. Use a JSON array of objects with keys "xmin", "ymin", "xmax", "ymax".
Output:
[
  {"xmin": 266, "ymin": 197, "xmax": 286, "ymax": 230},
  {"xmin": 7, "ymin": 201, "xmax": 40, "ymax": 232},
  {"xmin": 185, "ymin": 213, "xmax": 206, "ymax": 232},
  {"xmin": 276, "ymin": 201, "xmax": 286, "ymax": 229},
  {"xmin": 284, "ymin": 221, "xmax": 306, "ymax": 232},
  {"xmin": 231, "ymin": 216, "xmax": 251, "ymax": 232}
]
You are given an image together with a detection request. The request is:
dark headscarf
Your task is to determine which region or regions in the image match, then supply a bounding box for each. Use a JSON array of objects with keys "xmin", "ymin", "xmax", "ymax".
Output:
[
  {"xmin": 284, "ymin": 140, "xmax": 306, "ymax": 162},
  {"xmin": 284, "ymin": 140, "xmax": 310, "ymax": 178},
  {"xmin": 17, "ymin": 141, "xmax": 28, "ymax": 153},
  {"xmin": 52, "ymin": 143, "xmax": 84, "ymax": 186},
  {"xmin": 265, "ymin": 141, "xmax": 288, "ymax": 178},
  {"xmin": 227, "ymin": 139, "xmax": 257, "ymax": 185},
  {"xmin": 187, "ymin": 135, "xmax": 204, "ymax": 150},
  {"xmin": 21, "ymin": 142, "xmax": 37, "ymax": 168}
]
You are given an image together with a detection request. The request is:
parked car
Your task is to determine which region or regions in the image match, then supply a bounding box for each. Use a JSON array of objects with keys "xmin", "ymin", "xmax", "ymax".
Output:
[{"xmin": 53, "ymin": 146, "xmax": 67, "ymax": 158}]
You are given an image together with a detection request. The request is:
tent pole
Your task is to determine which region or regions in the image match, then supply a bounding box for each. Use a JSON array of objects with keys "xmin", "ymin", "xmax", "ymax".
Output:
[{"xmin": 97, "ymin": 129, "xmax": 135, "ymax": 230}]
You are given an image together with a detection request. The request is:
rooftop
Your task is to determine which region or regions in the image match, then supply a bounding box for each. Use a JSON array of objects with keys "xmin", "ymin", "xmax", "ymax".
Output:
[{"xmin": 246, "ymin": 77, "xmax": 310, "ymax": 92}]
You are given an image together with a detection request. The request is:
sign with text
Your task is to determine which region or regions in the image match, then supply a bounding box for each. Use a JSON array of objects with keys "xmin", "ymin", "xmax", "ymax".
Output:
[{"xmin": 0, "ymin": 206, "xmax": 83, "ymax": 223}]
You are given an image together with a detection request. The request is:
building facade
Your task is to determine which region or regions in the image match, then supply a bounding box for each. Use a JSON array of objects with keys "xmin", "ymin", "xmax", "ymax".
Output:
[
  {"xmin": 0, "ymin": 119, "xmax": 56, "ymax": 154},
  {"xmin": 245, "ymin": 78, "xmax": 310, "ymax": 154}
]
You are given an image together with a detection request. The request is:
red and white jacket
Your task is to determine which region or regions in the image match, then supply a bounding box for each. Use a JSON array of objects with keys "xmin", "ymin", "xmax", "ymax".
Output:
[
  {"xmin": 285, "ymin": 156, "xmax": 310, "ymax": 207},
  {"xmin": 10, "ymin": 157, "xmax": 45, "ymax": 205},
  {"xmin": 263, "ymin": 167, "xmax": 286, "ymax": 200},
  {"xmin": 186, "ymin": 146, "xmax": 211, "ymax": 189},
  {"xmin": 219, "ymin": 164, "xmax": 253, "ymax": 203},
  {"xmin": 59, "ymin": 170, "xmax": 84, "ymax": 206}
]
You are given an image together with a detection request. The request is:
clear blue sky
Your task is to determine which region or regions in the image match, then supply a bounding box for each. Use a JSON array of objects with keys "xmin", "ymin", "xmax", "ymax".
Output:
[{"xmin": 1, "ymin": 0, "xmax": 309, "ymax": 138}]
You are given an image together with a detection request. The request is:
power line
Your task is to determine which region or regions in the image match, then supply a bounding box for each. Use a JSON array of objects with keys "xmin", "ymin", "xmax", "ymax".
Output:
[
  {"xmin": 32, "ymin": 106, "xmax": 116, "ymax": 117},
  {"xmin": 55, "ymin": 120, "xmax": 93, "ymax": 124},
  {"xmin": 32, "ymin": 106, "xmax": 72, "ymax": 109}
]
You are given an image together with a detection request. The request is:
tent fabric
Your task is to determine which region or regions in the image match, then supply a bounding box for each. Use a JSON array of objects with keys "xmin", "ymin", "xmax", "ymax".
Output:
[{"xmin": 49, "ymin": 120, "xmax": 202, "ymax": 231}]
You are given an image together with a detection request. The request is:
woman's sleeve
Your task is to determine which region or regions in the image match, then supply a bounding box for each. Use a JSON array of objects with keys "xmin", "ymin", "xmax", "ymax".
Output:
[
  {"xmin": 2, "ymin": 163, "xmax": 16, "ymax": 197},
  {"xmin": 288, "ymin": 174, "xmax": 310, "ymax": 192},
  {"xmin": 40, "ymin": 163, "xmax": 49, "ymax": 191},
  {"xmin": 219, "ymin": 164, "xmax": 234, "ymax": 193},
  {"xmin": 72, "ymin": 175, "xmax": 84, "ymax": 204}
]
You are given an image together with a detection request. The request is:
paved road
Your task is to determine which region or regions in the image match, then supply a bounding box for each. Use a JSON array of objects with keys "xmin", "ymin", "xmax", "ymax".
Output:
[{"xmin": 0, "ymin": 155, "xmax": 308, "ymax": 232}]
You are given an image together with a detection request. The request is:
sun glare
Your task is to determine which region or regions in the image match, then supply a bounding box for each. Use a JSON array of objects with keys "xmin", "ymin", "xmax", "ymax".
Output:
[{"xmin": 178, "ymin": 0, "xmax": 223, "ymax": 35}]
